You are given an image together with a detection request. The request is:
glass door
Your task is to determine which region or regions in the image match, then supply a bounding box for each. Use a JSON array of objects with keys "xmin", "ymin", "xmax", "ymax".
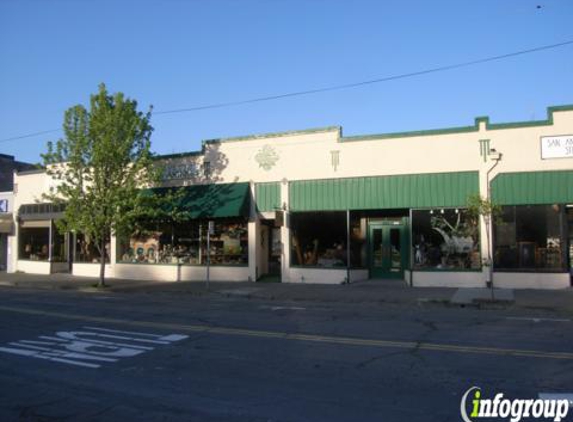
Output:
[{"xmin": 369, "ymin": 223, "xmax": 405, "ymax": 279}]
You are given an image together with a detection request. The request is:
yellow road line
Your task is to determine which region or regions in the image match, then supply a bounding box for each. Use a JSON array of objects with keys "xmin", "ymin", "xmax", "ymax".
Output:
[{"xmin": 1, "ymin": 305, "xmax": 572, "ymax": 360}]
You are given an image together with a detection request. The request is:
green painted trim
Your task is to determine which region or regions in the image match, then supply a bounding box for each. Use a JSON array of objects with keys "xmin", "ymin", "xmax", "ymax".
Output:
[
  {"xmin": 339, "ymin": 104, "xmax": 573, "ymax": 142},
  {"xmin": 203, "ymin": 126, "xmax": 341, "ymax": 144},
  {"xmin": 289, "ymin": 265, "xmax": 348, "ymax": 270},
  {"xmin": 153, "ymin": 126, "xmax": 340, "ymax": 161},
  {"xmin": 153, "ymin": 151, "xmax": 203, "ymax": 161},
  {"xmin": 341, "ymin": 124, "xmax": 478, "ymax": 142},
  {"xmin": 151, "ymin": 104, "xmax": 573, "ymax": 159}
]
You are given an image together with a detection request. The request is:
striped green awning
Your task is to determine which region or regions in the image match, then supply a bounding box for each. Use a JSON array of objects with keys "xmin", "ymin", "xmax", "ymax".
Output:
[
  {"xmin": 491, "ymin": 171, "xmax": 573, "ymax": 205},
  {"xmin": 289, "ymin": 172, "xmax": 479, "ymax": 211},
  {"xmin": 150, "ymin": 182, "xmax": 251, "ymax": 219},
  {"xmin": 255, "ymin": 182, "xmax": 281, "ymax": 212}
]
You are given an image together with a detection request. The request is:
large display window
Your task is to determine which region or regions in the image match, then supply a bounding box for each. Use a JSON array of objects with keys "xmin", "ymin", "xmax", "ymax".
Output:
[
  {"xmin": 412, "ymin": 209, "xmax": 481, "ymax": 270},
  {"xmin": 290, "ymin": 212, "xmax": 346, "ymax": 267},
  {"xmin": 117, "ymin": 219, "xmax": 248, "ymax": 266},
  {"xmin": 75, "ymin": 232, "xmax": 109, "ymax": 263},
  {"xmin": 493, "ymin": 205, "xmax": 567, "ymax": 272},
  {"xmin": 19, "ymin": 226, "xmax": 50, "ymax": 261}
]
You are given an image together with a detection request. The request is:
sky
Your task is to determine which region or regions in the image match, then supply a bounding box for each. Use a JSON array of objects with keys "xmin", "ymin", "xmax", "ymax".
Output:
[{"xmin": 0, "ymin": 0, "xmax": 572, "ymax": 164}]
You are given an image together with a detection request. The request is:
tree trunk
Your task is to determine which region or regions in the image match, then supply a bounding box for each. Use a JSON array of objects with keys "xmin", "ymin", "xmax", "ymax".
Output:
[{"xmin": 98, "ymin": 234, "xmax": 106, "ymax": 287}]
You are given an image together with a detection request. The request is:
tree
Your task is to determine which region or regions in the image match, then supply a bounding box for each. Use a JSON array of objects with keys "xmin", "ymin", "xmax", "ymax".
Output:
[
  {"xmin": 43, "ymin": 84, "xmax": 158, "ymax": 287},
  {"xmin": 465, "ymin": 193, "xmax": 502, "ymax": 299}
]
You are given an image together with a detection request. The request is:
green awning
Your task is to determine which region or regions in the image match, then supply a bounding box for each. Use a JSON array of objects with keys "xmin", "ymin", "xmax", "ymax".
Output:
[
  {"xmin": 491, "ymin": 171, "xmax": 573, "ymax": 205},
  {"xmin": 150, "ymin": 182, "xmax": 251, "ymax": 219},
  {"xmin": 289, "ymin": 172, "xmax": 479, "ymax": 211},
  {"xmin": 255, "ymin": 182, "xmax": 281, "ymax": 212}
]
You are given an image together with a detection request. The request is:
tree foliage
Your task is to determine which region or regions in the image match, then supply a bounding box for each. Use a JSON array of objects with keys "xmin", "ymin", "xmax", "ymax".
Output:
[{"xmin": 42, "ymin": 84, "xmax": 159, "ymax": 286}]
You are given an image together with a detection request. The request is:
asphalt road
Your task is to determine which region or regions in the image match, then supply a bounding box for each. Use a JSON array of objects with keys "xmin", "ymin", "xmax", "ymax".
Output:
[{"xmin": 0, "ymin": 288, "xmax": 571, "ymax": 422}]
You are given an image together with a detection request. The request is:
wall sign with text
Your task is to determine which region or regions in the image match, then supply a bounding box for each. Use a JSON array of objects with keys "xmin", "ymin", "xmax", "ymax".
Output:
[
  {"xmin": 162, "ymin": 163, "xmax": 200, "ymax": 180},
  {"xmin": 541, "ymin": 135, "xmax": 573, "ymax": 159}
]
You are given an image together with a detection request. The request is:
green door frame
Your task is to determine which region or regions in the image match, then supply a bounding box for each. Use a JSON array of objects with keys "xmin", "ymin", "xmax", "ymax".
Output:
[{"xmin": 368, "ymin": 219, "xmax": 409, "ymax": 279}]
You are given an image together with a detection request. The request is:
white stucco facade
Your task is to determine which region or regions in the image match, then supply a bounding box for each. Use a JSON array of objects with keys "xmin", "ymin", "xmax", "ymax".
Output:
[{"xmin": 9, "ymin": 105, "xmax": 573, "ymax": 289}]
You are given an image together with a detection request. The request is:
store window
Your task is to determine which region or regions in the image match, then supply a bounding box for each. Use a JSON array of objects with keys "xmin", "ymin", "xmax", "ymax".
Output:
[
  {"xmin": 494, "ymin": 205, "xmax": 566, "ymax": 272},
  {"xmin": 290, "ymin": 212, "xmax": 352, "ymax": 267},
  {"xmin": 19, "ymin": 226, "xmax": 50, "ymax": 261},
  {"xmin": 75, "ymin": 233, "xmax": 109, "ymax": 263},
  {"xmin": 117, "ymin": 219, "xmax": 248, "ymax": 266},
  {"xmin": 412, "ymin": 209, "xmax": 481, "ymax": 270}
]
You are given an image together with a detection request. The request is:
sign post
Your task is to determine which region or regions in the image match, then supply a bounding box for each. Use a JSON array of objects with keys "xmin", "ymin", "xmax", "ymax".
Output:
[{"xmin": 206, "ymin": 221, "xmax": 214, "ymax": 290}]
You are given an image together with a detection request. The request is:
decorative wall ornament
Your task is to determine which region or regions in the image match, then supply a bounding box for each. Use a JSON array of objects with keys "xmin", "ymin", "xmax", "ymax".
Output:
[
  {"xmin": 331, "ymin": 150, "xmax": 340, "ymax": 171},
  {"xmin": 255, "ymin": 145, "xmax": 279, "ymax": 171},
  {"xmin": 479, "ymin": 139, "xmax": 491, "ymax": 163}
]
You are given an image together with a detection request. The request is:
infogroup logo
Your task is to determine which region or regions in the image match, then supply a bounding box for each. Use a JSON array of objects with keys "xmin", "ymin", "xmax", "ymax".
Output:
[{"xmin": 460, "ymin": 387, "xmax": 570, "ymax": 422}]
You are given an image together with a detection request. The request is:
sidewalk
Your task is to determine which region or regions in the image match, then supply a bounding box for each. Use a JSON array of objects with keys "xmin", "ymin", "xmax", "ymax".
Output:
[
  {"xmin": 1, "ymin": 271, "xmax": 572, "ymax": 316},
  {"xmin": 0, "ymin": 271, "xmax": 454, "ymax": 303}
]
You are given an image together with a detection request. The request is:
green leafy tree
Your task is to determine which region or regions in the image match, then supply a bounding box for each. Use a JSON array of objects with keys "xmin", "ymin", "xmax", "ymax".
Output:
[{"xmin": 42, "ymin": 84, "xmax": 159, "ymax": 287}]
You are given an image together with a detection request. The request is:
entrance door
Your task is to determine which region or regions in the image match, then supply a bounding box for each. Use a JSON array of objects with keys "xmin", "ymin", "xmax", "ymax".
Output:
[{"xmin": 369, "ymin": 223, "xmax": 405, "ymax": 279}]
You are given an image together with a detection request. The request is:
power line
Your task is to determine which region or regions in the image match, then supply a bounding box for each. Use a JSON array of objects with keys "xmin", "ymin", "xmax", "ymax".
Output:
[
  {"xmin": 154, "ymin": 39, "xmax": 573, "ymax": 115},
  {"xmin": 1, "ymin": 38, "xmax": 572, "ymax": 144},
  {"xmin": 0, "ymin": 129, "xmax": 61, "ymax": 144}
]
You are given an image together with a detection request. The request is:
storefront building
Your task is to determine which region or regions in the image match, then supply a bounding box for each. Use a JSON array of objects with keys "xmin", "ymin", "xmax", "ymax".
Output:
[
  {"xmin": 8, "ymin": 104, "xmax": 573, "ymax": 289},
  {"xmin": 0, "ymin": 154, "xmax": 35, "ymax": 272}
]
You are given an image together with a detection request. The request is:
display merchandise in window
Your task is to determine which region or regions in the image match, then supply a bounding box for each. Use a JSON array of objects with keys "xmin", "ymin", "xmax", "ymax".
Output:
[
  {"xmin": 19, "ymin": 227, "xmax": 50, "ymax": 261},
  {"xmin": 412, "ymin": 209, "xmax": 481, "ymax": 270},
  {"xmin": 493, "ymin": 205, "xmax": 567, "ymax": 272},
  {"xmin": 117, "ymin": 219, "xmax": 248, "ymax": 266},
  {"xmin": 75, "ymin": 232, "xmax": 109, "ymax": 263},
  {"xmin": 290, "ymin": 212, "xmax": 349, "ymax": 268}
]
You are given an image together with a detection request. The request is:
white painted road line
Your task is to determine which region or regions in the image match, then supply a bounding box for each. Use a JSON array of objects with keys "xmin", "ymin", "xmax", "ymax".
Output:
[
  {"xmin": 506, "ymin": 317, "xmax": 571, "ymax": 323},
  {"xmin": 259, "ymin": 305, "xmax": 306, "ymax": 311},
  {"xmin": 0, "ymin": 347, "xmax": 102, "ymax": 368},
  {"xmin": 0, "ymin": 327, "xmax": 189, "ymax": 368},
  {"xmin": 39, "ymin": 335, "xmax": 155, "ymax": 350}
]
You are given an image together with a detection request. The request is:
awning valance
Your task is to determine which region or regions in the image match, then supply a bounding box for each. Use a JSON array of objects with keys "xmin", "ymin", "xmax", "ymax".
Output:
[
  {"xmin": 491, "ymin": 171, "xmax": 573, "ymax": 205},
  {"xmin": 289, "ymin": 172, "xmax": 479, "ymax": 211},
  {"xmin": 150, "ymin": 182, "xmax": 251, "ymax": 219},
  {"xmin": 18, "ymin": 203, "xmax": 65, "ymax": 221}
]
